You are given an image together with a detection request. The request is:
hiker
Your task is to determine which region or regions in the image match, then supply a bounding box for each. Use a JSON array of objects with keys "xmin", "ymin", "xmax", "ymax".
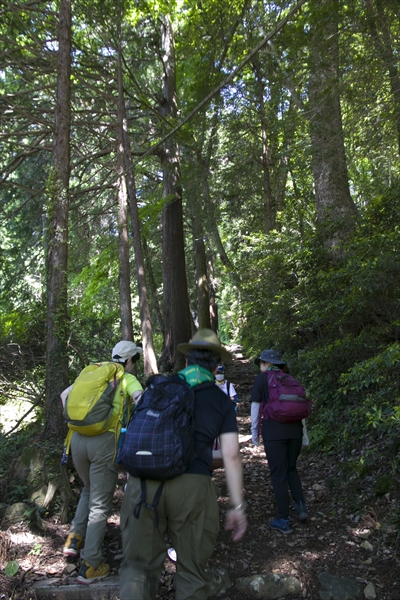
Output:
[
  {"xmin": 119, "ymin": 328, "xmax": 247, "ymax": 600},
  {"xmin": 212, "ymin": 363, "xmax": 239, "ymax": 469},
  {"xmin": 215, "ymin": 364, "xmax": 239, "ymax": 410},
  {"xmin": 250, "ymin": 349, "xmax": 309, "ymax": 535},
  {"xmin": 61, "ymin": 341, "xmax": 143, "ymax": 584}
]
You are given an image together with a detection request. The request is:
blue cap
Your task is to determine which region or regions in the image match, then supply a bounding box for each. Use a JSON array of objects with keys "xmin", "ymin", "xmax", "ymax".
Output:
[{"xmin": 254, "ymin": 349, "xmax": 284, "ymax": 366}]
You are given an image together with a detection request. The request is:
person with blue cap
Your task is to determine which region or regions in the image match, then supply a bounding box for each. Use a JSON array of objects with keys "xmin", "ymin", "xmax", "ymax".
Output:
[
  {"xmin": 251, "ymin": 349, "xmax": 309, "ymax": 535},
  {"xmin": 215, "ymin": 364, "xmax": 239, "ymax": 410}
]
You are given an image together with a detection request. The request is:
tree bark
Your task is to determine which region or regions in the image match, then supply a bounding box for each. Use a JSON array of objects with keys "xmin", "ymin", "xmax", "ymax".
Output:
[
  {"xmin": 308, "ymin": 0, "xmax": 358, "ymax": 249},
  {"xmin": 143, "ymin": 236, "xmax": 165, "ymax": 337},
  {"xmin": 44, "ymin": 0, "xmax": 71, "ymax": 438},
  {"xmin": 159, "ymin": 15, "xmax": 192, "ymax": 372},
  {"xmin": 252, "ymin": 56, "xmax": 274, "ymax": 233},
  {"xmin": 118, "ymin": 45, "xmax": 158, "ymax": 375},
  {"xmin": 116, "ymin": 27, "xmax": 134, "ymax": 342},
  {"xmin": 208, "ymin": 253, "xmax": 219, "ymax": 334},
  {"xmin": 192, "ymin": 214, "xmax": 211, "ymax": 329},
  {"xmin": 364, "ymin": 0, "xmax": 400, "ymax": 155}
]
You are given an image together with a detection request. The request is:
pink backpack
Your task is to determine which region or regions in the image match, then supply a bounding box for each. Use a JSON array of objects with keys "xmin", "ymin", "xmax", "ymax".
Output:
[{"xmin": 260, "ymin": 369, "xmax": 312, "ymax": 424}]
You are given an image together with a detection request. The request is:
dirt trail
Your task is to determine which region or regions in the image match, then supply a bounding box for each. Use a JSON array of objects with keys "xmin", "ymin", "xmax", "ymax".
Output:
[{"xmin": 0, "ymin": 350, "xmax": 398, "ymax": 599}]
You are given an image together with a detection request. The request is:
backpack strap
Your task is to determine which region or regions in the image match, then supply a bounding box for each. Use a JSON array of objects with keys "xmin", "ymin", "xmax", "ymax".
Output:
[
  {"xmin": 258, "ymin": 371, "xmax": 272, "ymax": 436},
  {"xmin": 133, "ymin": 479, "xmax": 164, "ymax": 528}
]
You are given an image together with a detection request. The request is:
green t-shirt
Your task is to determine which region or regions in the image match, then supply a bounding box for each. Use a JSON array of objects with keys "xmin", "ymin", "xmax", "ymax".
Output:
[{"xmin": 109, "ymin": 373, "xmax": 142, "ymax": 430}]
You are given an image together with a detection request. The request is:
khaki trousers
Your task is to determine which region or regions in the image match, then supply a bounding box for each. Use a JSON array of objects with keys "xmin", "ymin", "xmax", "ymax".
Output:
[
  {"xmin": 119, "ymin": 473, "xmax": 219, "ymax": 600},
  {"xmin": 70, "ymin": 431, "xmax": 118, "ymax": 568}
]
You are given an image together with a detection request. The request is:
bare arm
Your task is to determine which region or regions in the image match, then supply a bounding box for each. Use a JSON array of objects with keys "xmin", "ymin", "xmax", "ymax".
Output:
[
  {"xmin": 60, "ymin": 385, "xmax": 73, "ymax": 408},
  {"xmin": 219, "ymin": 432, "xmax": 247, "ymax": 542}
]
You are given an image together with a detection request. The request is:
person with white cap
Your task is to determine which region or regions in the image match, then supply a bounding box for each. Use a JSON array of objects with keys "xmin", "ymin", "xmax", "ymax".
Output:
[
  {"xmin": 62, "ymin": 341, "xmax": 143, "ymax": 584},
  {"xmin": 119, "ymin": 329, "xmax": 247, "ymax": 600}
]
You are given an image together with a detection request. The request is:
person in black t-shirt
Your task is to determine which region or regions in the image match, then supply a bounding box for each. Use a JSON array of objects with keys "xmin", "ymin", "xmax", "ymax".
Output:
[{"xmin": 119, "ymin": 329, "xmax": 247, "ymax": 600}]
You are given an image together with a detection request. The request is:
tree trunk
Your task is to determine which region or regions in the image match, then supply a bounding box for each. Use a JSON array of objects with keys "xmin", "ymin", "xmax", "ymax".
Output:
[
  {"xmin": 308, "ymin": 0, "xmax": 358, "ymax": 249},
  {"xmin": 252, "ymin": 56, "xmax": 274, "ymax": 233},
  {"xmin": 192, "ymin": 214, "xmax": 211, "ymax": 329},
  {"xmin": 365, "ymin": 0, "xmax": 400, "ymax": 155},
  {"xmin": 118, "ymin": 63, "xmax": 158, "ymax": 375},
  {"xmin": 143, "ymin": 236, "xmax": 165, "ymax": 337},
  {"xmin": 116, "ymin": 29, "xmax": 134, "ymax": 342},
  {"xmin": 208, "ymin": 253, "xmax": 219, "ymax": 334},
  {"xmin": 44, "ymin": 0, "xmax": 71, "ymax": 438},
  {"xmin": 159, "ymin": 15, "xmax": 192, "ymax": 372}
]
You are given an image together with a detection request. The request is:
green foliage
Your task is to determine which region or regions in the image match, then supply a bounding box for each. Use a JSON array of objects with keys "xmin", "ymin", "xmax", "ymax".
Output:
[
  {"xmin": 237, "ymin": 182, "xmax": 400, "ymax": 452},
  {"xmin": 5, "ymin": 561, "xmax": 19, "ymax": 578}
]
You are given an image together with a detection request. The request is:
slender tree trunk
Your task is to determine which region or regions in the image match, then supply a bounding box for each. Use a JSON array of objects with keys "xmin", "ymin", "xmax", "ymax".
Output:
[
  {"xmin": 365, "ymin": 0, "xmax": 400, "ymax": 155},
  {"xmin": 208, "ymin": 253, "xmax": 219, "ymax": 334},
  {"xmin": 196, "ymin": 105, "xmax": 243, "ymax": 294},
  {"xmin": 116, "ymin": 28, "xmax": 134, "ymax": 342},
  {"xmin": 308, "ymin": 0, "xmax": 358, "ymax": 249},
  {"xmin": 159, "ymin": 15, "xmax": 192, "ymax": 372},
  {"xmin": 252, "ymin": 56, "xmax": 274, "ymax": 233},
  {"xmin": 143, "ymin": 237, "xmax": 165, "ymax": 337},
  {"xmin": 44, "ymin": 0, "xmax": 71, "ymax": 438},
  {"xmin": 120, "ymin": 98, "xmax": 158, "ymax": 374},
  {"xmin": 191, "ymin": 214, "xmax": 211, "ymax": 329}
]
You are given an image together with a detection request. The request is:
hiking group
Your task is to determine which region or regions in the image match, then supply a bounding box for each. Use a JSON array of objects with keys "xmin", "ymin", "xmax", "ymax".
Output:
[{"xmin": 61, "ymin": 329, "xmax": 310, "ymax": 599}]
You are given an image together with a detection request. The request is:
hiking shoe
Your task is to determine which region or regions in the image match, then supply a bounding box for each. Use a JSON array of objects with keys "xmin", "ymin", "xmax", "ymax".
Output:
[
  {"xmin": 294, "ymin": 501, "xmax": 309, "ymax": 521},
  {"xmin": 269, "ymin": 517, "xmax": 293, "ymax": 534},
  {"xmin": 63, "ymin": 533, "xmax": 84, "ymax": 557},
  {"xmin": 77, "ymin": 560, "xmax": 110, "ymax": 585}
]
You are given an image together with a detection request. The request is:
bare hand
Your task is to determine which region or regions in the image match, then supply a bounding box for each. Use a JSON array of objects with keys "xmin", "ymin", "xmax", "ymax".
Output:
[{"xmin": 225, "ymin": 508, "xmax": 247, "ymax": 542}]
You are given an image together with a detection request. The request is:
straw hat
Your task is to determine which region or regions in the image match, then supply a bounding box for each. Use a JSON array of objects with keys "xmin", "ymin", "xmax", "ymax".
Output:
[{"xmin": 177, "ymin": 329, "xmax": 232, "ymax": 362}]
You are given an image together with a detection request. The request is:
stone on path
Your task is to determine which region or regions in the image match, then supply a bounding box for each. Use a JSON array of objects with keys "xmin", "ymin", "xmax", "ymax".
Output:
[{"xmin": 236, "ymin": 572, "xmax": 301, "ymax": 598}]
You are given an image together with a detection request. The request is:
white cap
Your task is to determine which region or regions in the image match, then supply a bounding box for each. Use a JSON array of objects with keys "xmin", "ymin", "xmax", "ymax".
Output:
[{"xmin": 111, "ymin": 340, "xmax": 143, "ymax": 362}]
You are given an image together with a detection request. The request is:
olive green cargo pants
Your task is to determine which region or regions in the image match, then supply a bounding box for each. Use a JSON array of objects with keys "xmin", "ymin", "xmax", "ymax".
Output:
[{"xmin": 119, "ymin": 473, "xmax": 219, "ymax": 600}]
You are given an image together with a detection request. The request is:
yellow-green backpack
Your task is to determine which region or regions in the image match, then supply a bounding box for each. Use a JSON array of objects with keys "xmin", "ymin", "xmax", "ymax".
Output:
[
  {"xmin": 63, "ymin": 362, "xmax": 125, "ymax": 435},
  {"xmin": 62, "ymin": 362, "xmax": 131, "ymax": 463}
]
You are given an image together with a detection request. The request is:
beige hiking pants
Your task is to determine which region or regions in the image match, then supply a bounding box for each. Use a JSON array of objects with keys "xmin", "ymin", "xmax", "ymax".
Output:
[{"xmin": 70, "ymin": 430, "xmax": 118, "ymax": 568}]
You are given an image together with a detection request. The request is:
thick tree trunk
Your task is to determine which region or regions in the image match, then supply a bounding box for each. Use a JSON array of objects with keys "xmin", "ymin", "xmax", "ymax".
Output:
[
  {"xmin": 116, "ymin": 33, "xmax": 134, "ymax": 342},
  {"xmin": 44, "ymin": 0, "xmax": 71, "ymax": 438},
  {"xmin": 159, "ymin": 15, "xmax": 192, "ymax": 372},
  {"xmin": 308, "ymin": 0, "xmax": 358, "ymax": 249}
]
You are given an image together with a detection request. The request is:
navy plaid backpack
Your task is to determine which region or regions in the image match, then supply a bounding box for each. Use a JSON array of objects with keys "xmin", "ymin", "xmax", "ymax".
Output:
[
  {"xmin": 118, "ymin": 374, "xmax": 196, "ymax": 481},
  {"xmin": 117, "ymin": 374, "xmax": 212, "ymax": 525}
]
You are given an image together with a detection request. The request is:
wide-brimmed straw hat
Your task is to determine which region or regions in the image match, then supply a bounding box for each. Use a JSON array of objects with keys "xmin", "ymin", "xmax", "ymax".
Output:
[{"xmin": 177, "ymin": 329, "xmax": 232, "ymax": 362}]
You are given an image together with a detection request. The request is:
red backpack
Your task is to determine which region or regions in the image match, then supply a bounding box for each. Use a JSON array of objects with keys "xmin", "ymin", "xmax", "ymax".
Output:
[{"xmin": 260, "ymin": 369, "xmax": 312, "ymax": 424}]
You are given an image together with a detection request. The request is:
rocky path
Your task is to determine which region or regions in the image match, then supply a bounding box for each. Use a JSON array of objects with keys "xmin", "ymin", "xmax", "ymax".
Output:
[{"xmin": 0, "ymin": 349, "xmax": 398, "ymax": 599}]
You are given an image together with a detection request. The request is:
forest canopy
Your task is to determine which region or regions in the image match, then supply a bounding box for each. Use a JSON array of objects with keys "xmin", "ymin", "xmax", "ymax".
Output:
[{"xmin": 0, "ymin": 0, "xmax": 399, "ymax": 457}]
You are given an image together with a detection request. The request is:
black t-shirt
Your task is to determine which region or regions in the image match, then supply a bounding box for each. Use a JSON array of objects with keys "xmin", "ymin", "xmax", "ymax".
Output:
[
  {"xmin": 186, "ymin": 383, "xmax": 238, "ymax": 475},
  {"xmin": 251, "ymin": 371, "xmax": 302, "ymax": 441}
]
